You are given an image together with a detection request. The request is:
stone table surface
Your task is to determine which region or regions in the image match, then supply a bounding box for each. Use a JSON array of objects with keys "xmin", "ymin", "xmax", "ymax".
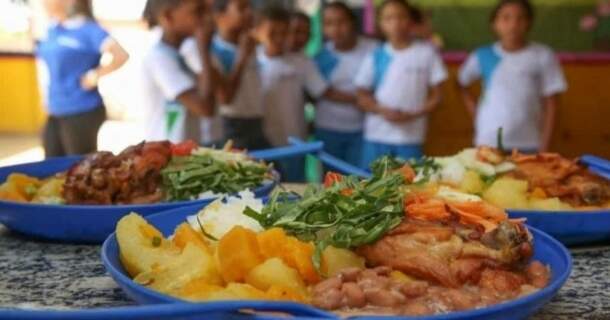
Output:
[{"xmin": 0, "ymin": 184, "xmax": 609, "ymax": 319}]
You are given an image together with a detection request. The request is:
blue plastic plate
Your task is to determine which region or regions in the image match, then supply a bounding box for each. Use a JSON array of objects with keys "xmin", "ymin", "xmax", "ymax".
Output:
[
  {"xmin": 101, "ymin": 205, "xmax": 572, "ymax": 320},
  {"xmin": 507, "ymin": 208, "xmax": 610, "ymax": 245},
  {"xmin": 0, "ymin": 157, "xmax": 277, "ymax": 243}
]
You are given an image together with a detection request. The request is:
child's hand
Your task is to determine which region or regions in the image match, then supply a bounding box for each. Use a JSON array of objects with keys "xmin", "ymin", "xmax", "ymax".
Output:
[
  {"xmin": 80, "ymin": 69, "xmax": 99, "ymax": 90},
  {"xmin": 196, "ymin": 15, "xmax": 215, "ymax": 52},
  {"xmin": 380, "ymin": 108, "xmax": 416, "ymax": 123},
  {"xmin": 238, "ymin": 31, "xmax": 257, "ymax": 60}
]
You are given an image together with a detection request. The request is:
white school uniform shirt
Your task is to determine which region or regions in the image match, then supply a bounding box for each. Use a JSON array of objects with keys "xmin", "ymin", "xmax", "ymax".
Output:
[
  {"xmin": 207, "ymin": 34, "xmax": 263, "ymax": 119},
  {"xmin": 181, "ymin": 37, "xmax": 224, "ymax": 145},
  {"xmin": 257, "ymin": 48, "xmax": 329, "ymax": 147},
  {"xmin": 458, "ymin": 42, "xmax": 567, "ymax": 150},
  {"xmin": 141, "ymin": 41, "xmax": 196, "ymax": 143},
  {"xmin": 313, "ymin": 37, "xmax": 379, "ymax": 132},
  {"xmin": 355, "ymin": 41, "xmax": 448, "ymax": 145}
]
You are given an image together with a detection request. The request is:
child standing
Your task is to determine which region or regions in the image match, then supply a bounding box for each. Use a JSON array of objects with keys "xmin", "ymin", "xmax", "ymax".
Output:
[
  {"xmin": 314, "ymin": 1, "xmax": 378, "ymax": 166},
  {"xmin": 255, "ymin": 6, "xmax": 331, "ymax": 182},
  {"xmin": 141, "ymin": 0, "xmax": 215, "ymax": 143},
  {"xmin": 459, "ymin": 0, "xmax": 567, "ymax": 152},
  {"xmin": 208, "ymin": 0, "xmax": 268, "ymax": 150},
  {"xmin": 355, "ymin": 0, "xmax": 447, "ymax": 167}
]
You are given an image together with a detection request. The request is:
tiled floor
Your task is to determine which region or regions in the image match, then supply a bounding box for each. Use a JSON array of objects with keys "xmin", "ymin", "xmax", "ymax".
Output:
[{"xmin": 0, "ymin": 134, "xmax": 43, "ymax": 167}]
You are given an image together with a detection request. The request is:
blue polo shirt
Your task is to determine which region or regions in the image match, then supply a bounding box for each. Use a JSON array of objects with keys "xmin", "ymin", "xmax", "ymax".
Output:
[{"xmin": 37, "ymin": 17, "xmax": 109, "ymax": 116}]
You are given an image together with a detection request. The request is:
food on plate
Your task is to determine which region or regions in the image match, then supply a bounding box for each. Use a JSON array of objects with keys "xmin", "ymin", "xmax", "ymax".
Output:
[
  {"xmin": 115, "ymin": 162, "xmax": 551, "ymax": 316},
  {"xmin": 64, "ymin": 141, "xmax": 172, "ymax": 204},
  {"xmin": 398, "ymin": 147, "xmax": 610, "ymax": 210},
  {"xmin": 0, "ymin": 173, "xmax": 65, "ymax": 204},
  {"xmin": 0, "ymin": 141, "xmax": 272, "ymax": 205}
]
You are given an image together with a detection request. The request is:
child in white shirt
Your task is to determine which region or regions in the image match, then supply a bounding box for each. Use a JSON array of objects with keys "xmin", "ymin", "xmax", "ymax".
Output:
[
  {"xmin": 355, "ymin": 0, "xmax": 447, "ymax": 168},
  {"xmin": 314, "ymin": 2, "xmax": 378, "ymax": 167},
  {"xmin": 208, "ymin": 0, "xmax": 269, "ymax": 150},
  {"xmin": 254, "ymin": 6, "xmax": 329, "ymax": 182},
  {"xmin": 459, "ymin": 0, "xmax": 567, "ymax": 152},
  {"xmin": 141, "ymin": 0, "xmax": 215, "ymax": 143}
]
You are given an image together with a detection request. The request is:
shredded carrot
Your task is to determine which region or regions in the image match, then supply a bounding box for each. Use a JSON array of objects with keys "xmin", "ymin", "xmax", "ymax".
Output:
[{"xmin": 404, "ymin": 192, "xmax": 510, "ymax": 232}]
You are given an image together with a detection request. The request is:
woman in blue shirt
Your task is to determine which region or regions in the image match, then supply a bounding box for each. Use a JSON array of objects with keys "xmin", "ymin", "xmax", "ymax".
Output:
[{"xmin": 37, "ymin": 0, "xmax": 129, "ymax": 157}]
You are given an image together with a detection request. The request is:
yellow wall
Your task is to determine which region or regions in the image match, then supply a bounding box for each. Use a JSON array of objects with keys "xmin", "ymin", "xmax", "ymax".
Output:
[
  {"xmin": 0, "ymin": 56, "xmax": 608, "ymax": 158},
  {"xmin": 0, "ymin": 56, "xmax": 45, "ymax": 133}
]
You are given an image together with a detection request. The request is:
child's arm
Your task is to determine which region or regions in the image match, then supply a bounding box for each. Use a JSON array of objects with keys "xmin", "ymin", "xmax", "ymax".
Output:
[
  {"xmin": 457, "ymin": 53, "xmax": 482, "ymax": 120},
  {"xmin": 216, "ymin": 32, "xmax": 256, "ymax": 105},
  {"xmin": 356, "ymin": 89, "xmax": 382, "ymax": 113},
  {"xmin": 540, "ymin": 94, "xmax": 559, "ymax": 152},
  {"xmin": 322, "ymin": 88, "xmax": 357, "ymax": 105},
  {"xmin": 175, "ymin": 24, "xmax": 217, "ymax": 118},
  {"xmin": 459, "ymin": 84, "xmax": 478, "ymax": 120},
  {"xmin": 539, "ymin": 49, "xmax": 567, "ymax": 152}
]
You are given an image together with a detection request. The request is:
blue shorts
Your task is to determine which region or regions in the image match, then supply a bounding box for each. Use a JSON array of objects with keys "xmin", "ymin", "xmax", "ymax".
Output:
[
  {"xmin": 361, "ymin": 141, "xmax": 423, "ymax": 169},
  {"xmin": 315, "ymin": 128, "xmax": 363, "ymax": 167}
]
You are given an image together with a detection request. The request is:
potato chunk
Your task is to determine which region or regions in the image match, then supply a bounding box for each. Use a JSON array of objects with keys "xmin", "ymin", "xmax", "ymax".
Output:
[
  {"xmin": 116, "ymin": 213, "xmax": 180, "ymax": 277},
  {"xmin": 134, "ymin": 242, "xmax": 222, "ymax": 295},
  {"xmin": 320, "ymin": 246, "xmax": 365, "ymax": 277},
  {"xmin": 216, "ymin": 226, "xmax": 264, "ymax": 283},
  {"xmin": 529, "ymin": 197, "xmax": 573, "ymax": 211},
  {"xmin": 246, "ymin": 257, "xmax": 308, "ymax": 297},
  {"xmin": 483, "ymin": 178, "xmax": 529, "ymax": 209},
  {"xmin": 257, "ymin": 228, "xmax": 320, "ymax": 283},
  {"xmin": 459, "ymin": 170, "xmax": 485, "ymax": 194},
  {"xmin": 173, "ymin": 223, "xmax": 210, "ymax": 253}
]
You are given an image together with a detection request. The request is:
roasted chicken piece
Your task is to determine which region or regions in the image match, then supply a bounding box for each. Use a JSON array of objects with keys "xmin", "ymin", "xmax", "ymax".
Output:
[
  {"xmin": 63, "ymin": 141, "xmax": 172, "ymax": 205},
  {"xmin": 358, "ymin": 217, "xmax": 533, "ymax": 288},
  {"xmin": 509, "ymin": 151, "xmax": 610, "ymax": 207}
]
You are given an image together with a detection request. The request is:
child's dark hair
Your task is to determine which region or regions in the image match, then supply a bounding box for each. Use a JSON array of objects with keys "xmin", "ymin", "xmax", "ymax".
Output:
[
  {"xmin": 324, "ymin": 1, "xmax": 358, "ymax": 28},
  {"xmin": 259, "ymin": 5, "xmax": 291, "ymax": 23},
  {"xmin": 409, "ymin": 5, "xmax": 424, "ymax": 25},
  {"xmin": 212, "ymin": 0, "xmax": 231, "ymax": 13},
  {"xmin": 490, "ymin": 0, "xmax": 535, "ymax": 22},
  {"xmin": 378, "ymin": 0, "xmax": 414, "ymax": 19},
  {"xmin": 145, "ymin": 0, "xmax": 182, "ymax": 22},
  {"xmin": 291, "ymin": 11, "xmax": 311, "ymax": 25}
]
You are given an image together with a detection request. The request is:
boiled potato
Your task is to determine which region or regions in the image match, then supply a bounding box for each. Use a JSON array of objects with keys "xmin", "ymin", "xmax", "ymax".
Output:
[
  {"xmin": 257, "ymin": 228, "xmax": 319, "ymax": 283},
  {"xmin": 134, "ymin": 243, "xmax": 222, "ymax": 295},
  {"xmin": 459, "ymin": 170, "xmax": 485, "ymax": 194},
  {"xmin": 116, "ymin": 213, "xmax": 180, "ymax": 277},
  {"xmin": 483, "ymin": 178, "xmax": 529, "ymax": 209},
  {"xmin": 320, "ymin": 246, "xmax": 365, "ymax": 278},
  {"xmin": 32, "ymin": 177, "xmax": 64, "ymax": 203},
  {"xmin": 245, "ymin": 257, "xmax": 307, "ymax": 296},
  {"xmin": 0, "ymin": 182, "xmax": 27, "ymax": 202},
  {"xmin": 7, "ymin": 173, "xmax": 41, "ymax": 200},
  {"xmin": 173, "ymin": 223, "xmax": 210, "ymax": 253},
  {"xmin": 178, "ymin": 281, "xmax": 224, "ymax": 301},
  {"xmin": 206, "ymin": 283, "xmax": 267, "ymax": 301},
  {"xmin": 266, "ymin": 285, "xmax": 308, "ymax": 303},
  {"xmin": 216, "ymin": 226, "xmax": 264, "ymax": 283},
  {"xmin": 529, "ymin": 197, "xmax": 573, "ymax": 211}
]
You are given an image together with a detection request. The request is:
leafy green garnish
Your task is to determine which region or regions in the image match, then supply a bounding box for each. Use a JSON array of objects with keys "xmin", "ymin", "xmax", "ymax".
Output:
[
  {"xmin": 244, "ymin": 169, "xmax": 406, "ymax": 270},
  {"xmin": 370, "ymin": 155, "xmax": 440, "ymax": 184},
  {"xmin": 196, "ymin": 214, "xmax": 218, "ymax": 241},
  {"xmin": 497, "ymin": 127, "xmax": 504, "ymax": 152},
  {"xmin": 161, "ymin": 153, "xmax": 270, "ymax": 201}
]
